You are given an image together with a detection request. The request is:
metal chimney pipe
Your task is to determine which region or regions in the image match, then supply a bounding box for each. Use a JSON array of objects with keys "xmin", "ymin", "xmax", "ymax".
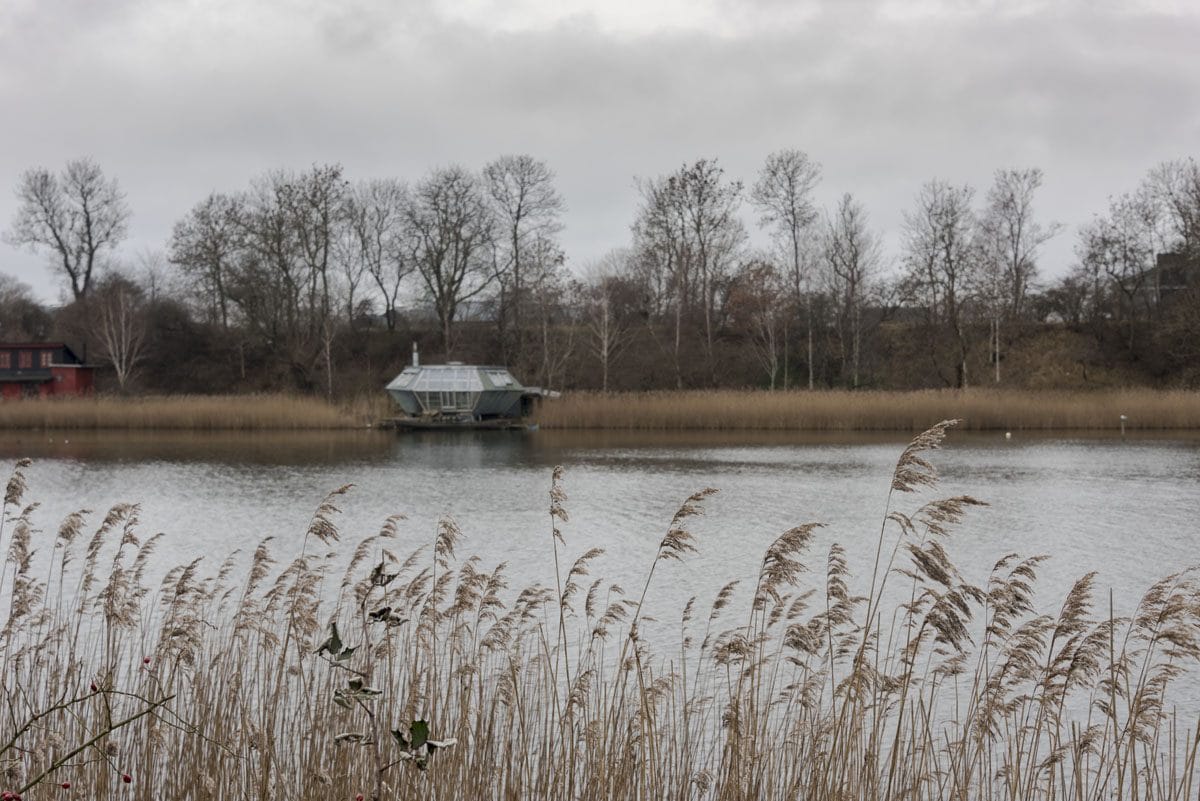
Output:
[{"xmin": 412, "ymin": 342, "xmax": 419, "ymax": 367}]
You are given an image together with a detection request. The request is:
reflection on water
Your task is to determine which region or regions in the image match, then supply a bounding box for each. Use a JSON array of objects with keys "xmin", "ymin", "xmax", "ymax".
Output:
[
  {"xmin": 5, "ymin": 426, "xmax": 1197, "ymax": 467},
  {"xmin": 0, "ymin": 429, "xmax": 395, "ymax": 465},
  {"xmin": 3, "ymin": 427, "xmax": 1199, "ymax": 657}
]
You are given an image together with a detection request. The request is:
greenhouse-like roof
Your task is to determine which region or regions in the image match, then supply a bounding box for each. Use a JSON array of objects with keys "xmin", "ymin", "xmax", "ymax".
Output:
[{"xmin": 387, "ymin": 364, "xmax": 523, "ymax": 393}]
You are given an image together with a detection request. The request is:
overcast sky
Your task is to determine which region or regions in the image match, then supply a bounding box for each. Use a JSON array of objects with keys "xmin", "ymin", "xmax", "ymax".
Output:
[{"xmin": 1, "ymin": 0, "xmax": 1197, "ymax": 303}]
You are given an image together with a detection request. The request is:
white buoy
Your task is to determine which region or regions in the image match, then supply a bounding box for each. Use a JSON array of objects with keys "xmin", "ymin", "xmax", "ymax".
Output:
[
  {"xmin": 1120, "ymin": 414, "xmax": 1128, "ymax": 437},
  {"xmin": 1005, "ymin": 431, "xmax": 1012, "ymax": 440}
]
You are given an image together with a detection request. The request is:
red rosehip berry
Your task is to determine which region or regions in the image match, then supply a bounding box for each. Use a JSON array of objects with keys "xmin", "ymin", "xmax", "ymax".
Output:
[
  {"xmin": 61, "ymin": 782, "xmax": 71, "ymax": 789},
  {"xmin": 143, "ymin": 657, "xmax": 151, "ymax": 665},
  {"xmin": 356, "ymin": 795, "xmax": 364, "ymax": 801},
  {"xmin": 122, "ymin": 773, "xmax": 132, "ymax": 784},
  {"xmin": 89, "ymin": 682, "xmax": 98, "ymax": 692}
]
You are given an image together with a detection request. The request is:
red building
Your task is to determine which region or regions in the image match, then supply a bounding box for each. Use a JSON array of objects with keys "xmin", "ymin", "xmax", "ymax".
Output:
[{"xmin": 0, "ymin": 343, "xmax": 94, "ymax": 399}]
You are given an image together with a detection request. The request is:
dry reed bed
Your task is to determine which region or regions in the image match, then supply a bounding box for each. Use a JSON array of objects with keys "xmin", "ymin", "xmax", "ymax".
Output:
[
  {"xmin": 3, "ymin": 424, "xmax": 1200, "ymax": 800},
  {"xmin": 0, "ymin": 395, "xmax": 367, "ymax": 430},
  {"xmin": 536, "ymin": 388, "xmax": 1200, "ymax": 430}
]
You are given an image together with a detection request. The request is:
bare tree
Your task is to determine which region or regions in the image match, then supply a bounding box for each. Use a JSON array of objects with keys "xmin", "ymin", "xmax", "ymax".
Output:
[
  {"xmin": 230, "ymin": 173, "xmax": 307, "ymax": 359},
  {"xmin": 751, "ymin": 149, "xmax": 822, "ymax": 389},
  {"xmin": 902, "ymin": 180, "xmax": 977, "ymax": 388},
  {"xmin": 1150, "ymin": 158, "xmax": 1200, "ymax": 259},
  {"xmin": 677, "ymin": 159, "xmax": 745, "ymax": 379},
  {"xmin": 1076, "ymin": 190, "xmax": 1161, "ymax": 350},
  {"xmin": 484, "ymin": 155, "xmax": 565, "ymax": 366},
  {"xmin": 0, "ymin": 275, "xmax": 52, "ymax": 341},
  {"xmin": 6, "ymin": 158, "xmax": 130, "ymax": 300},
  {"xmin": 823, "ymin": 194, "xmax": 880, "ymax": 388},
  {"xmin": 974, "ymin": 168, "xmax": 1060, "ymax": 382},
  {"xmin": 582, "ymin": 250, "xmax": 638, "ymax": 392},
  {"xmin": 281, "ymin": 164, "xmax": 348, "ymax": 336},
  {"xmin": 729, "ymin": 257, "xmax": 787, "ymax": 389},
  {"xmin": 632, "ymin": 174, "xmax": 690, "ymax": 387},
  {"xmin": 134, "ymin": 249, "xmax": 174, "ymax": 304},
  {"xmin": 404, "ymin": 166, "xmax": 495, "ymax": 355},
  {"xmin": 168, "ymin": 193, "xmax": 239, "ymax": 328},
  {"xmin": 93, "ymin": 274, "xmax": 147, "ymax": 392},
  {"xmin": 333, "ymin": 222, "xmax": 368, "ymax": 327},
  {"xmin": 971, "ymin": 241, "xmax": 1008, "ymax": 385},
  {"xmin": 524, "ymin": 235, "xmax": 574, "ymax": 389},
  {"xmin": 346, "ymin": 179, "xmax": 410, "ymax": 332},
  {"xmin": 633, "ymin": 159, "xmax": 745, "ymax": 385}
]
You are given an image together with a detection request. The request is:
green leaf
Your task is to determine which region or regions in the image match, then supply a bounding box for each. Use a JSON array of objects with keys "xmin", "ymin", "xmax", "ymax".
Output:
[
  {"xmin": 391, "ymin": 728, "xmax": 410, "ymax": 747},
  {"xmin": 335, "ymin": 645, "xmax": 357, "ymax": 662},
  {"xmin": 409, "ymin": 719, "xmax": 429, "ymax": 750}
]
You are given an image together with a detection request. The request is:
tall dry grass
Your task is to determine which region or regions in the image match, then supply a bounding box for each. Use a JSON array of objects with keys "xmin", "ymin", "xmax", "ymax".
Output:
[
  {"xmin": 0, "ymin": 395, "xmax": 373, "ymax": 431},
  {"xmin": 3, "ymin": 426, "xmax": 1200, "ymax": 799},
  {"xmin": 536, "ymin": 388, "xmax": 1200, "ymax": 430}
]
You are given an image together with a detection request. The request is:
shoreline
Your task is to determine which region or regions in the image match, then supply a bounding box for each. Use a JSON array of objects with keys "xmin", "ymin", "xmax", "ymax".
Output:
[
  {"xmin": 532, "ymin": 387, "xmax": 1200, "ymax": 431},
  {"xmin": 0, "ymin": 394, "xmax": 374, "ymax": 431},
  {"xmin": 0, "ymin": 388, "xmax": 1198, "ymax": 431}
]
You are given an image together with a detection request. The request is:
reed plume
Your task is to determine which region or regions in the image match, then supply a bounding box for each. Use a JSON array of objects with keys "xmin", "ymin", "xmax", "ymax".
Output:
[{"xmin": 2, "ymin": 433, "xmax": 1199, "ymax": 801}]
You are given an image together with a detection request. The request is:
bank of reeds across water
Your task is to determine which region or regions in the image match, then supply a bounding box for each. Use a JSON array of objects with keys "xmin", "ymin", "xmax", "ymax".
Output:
[
  {"xmin": 3, "ymin": 388, "xmax": 1199, "ymax": 432},
  {"xmin": 4, "ymin": 423, "xmax": 1200, "ymax": 799},
  {"xmin": 536, "ymin": 387, "xmax": 1200, "ymax": 431},
  {"xmin": 0, "ymin": 394, "xmax": 377, "ymax": 430}
]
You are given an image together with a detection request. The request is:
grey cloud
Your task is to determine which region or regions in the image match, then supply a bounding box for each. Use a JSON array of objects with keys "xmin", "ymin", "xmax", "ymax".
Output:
[{"xmin": 1, "ymin": 0, "xmax": 1197, "ymax": 297}]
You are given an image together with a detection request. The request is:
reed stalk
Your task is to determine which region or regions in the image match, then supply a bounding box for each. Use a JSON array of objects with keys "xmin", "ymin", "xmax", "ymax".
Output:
[{"xmin": 3, "ymin": 430, "xmax": 1200, "ymax": 799}]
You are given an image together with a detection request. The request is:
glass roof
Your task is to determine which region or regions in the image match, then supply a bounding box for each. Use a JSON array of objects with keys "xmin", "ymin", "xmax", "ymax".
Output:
[{"xmin": 387, "ymin": 365, "xmax": 523, "ymax": 393}]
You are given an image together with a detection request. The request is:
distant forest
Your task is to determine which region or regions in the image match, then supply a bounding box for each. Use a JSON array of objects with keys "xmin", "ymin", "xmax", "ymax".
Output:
[{"xmin": 2, "ymin": 153, "xmax": 1198, "ymax": 396}]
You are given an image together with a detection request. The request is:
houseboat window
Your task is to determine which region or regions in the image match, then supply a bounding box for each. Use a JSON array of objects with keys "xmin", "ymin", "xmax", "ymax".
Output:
[
  {"xmin": 0, "ymin": 352, "xmax": 9, "ymax": 369},
  {"xmin": 18, "ymin": 351, "xmax": 32, "ymax": 369},
  {"xmin": 39, "ymin": 351, "xmax": 52, "ymax": 367}
]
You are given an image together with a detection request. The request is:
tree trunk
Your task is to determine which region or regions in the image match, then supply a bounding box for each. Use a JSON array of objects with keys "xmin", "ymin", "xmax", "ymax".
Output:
[
  {"xmin": 806, "ymin": 295, "xmax": 814, "ymax": 390},
  {"xmin": 673, "ymin": 302, "xmax": 683, "ymax": 389},
  {"xmin": 994, "ymin": 317, "xmax": 1001, "ymax": 384},
  {"xmin": 852, "ymin": 303, "xmax": 861, "ymax": 389},
  {"xmin": 442, "ymin": 310, "xmax": 454, "ymax": 359},
  {"xmin": 782, "ymin": 317, "xmax": 789, "ymax": 390},
  {"xmin": 323, "ymin": 326, "xmax": 334, "ymax": 401}
]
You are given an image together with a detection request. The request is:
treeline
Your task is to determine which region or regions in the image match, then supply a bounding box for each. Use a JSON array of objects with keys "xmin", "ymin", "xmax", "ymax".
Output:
[{"xmin": 2, "ymin": 153, "xmax": 1199, "ymax": 395}]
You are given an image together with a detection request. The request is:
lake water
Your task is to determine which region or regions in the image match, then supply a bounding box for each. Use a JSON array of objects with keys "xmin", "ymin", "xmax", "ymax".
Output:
[{"xmin": 3, "ymin": 427, "xmax": 1198, "ymax": 630}]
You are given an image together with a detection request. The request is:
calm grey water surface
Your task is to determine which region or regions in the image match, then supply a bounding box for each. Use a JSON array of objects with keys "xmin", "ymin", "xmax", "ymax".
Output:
[{"xmin": 3, "ymin": 428, "xmax": 1198, "ymax": 626}]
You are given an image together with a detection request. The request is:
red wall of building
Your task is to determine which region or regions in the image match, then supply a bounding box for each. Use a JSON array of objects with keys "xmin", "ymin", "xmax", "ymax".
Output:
[
  {"xmin": 0, "ymin": 367, "xmax": 94, "ymax": 400},
  {"xmin": 49, "ymin": 366, "xmax": 94, "ymax": 396}
]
